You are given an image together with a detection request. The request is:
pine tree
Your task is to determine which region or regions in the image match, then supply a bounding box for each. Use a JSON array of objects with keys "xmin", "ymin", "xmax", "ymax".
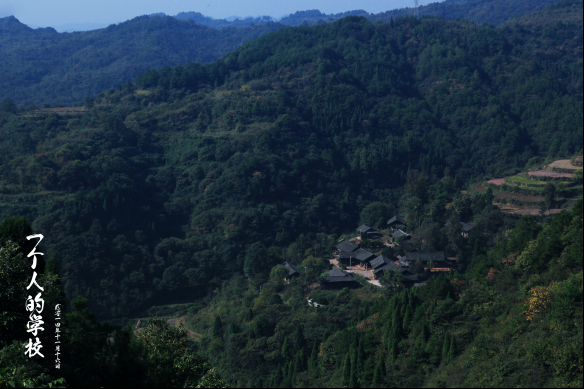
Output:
[
  {"xmin": 349, "ymin": 359, "xmax": 358, "ymax": 388},
  {"xmin": 342, "ymin": 353, "xmax": 351, "ymax": 386},
  {"xmin": 402, "ymin": 305, "xmax": 412, "ymax": 332},
  {"xmin": 287, "ymin": 361, "xmax": 294, "ymax": 385},
  {"xmin": 380, "ymin": 356, "xmax": 386, "ymax": 376},
  {"xmin": 293, "ymin": 325, "xmax": 305, "ymax": 351},
  {"xmin": 281, "ymin": 335, "xmax": 290, "ymax": 358},
  {"xmin": 447, "ymin": 337, "xmax": 456, "ymax": 363},
  {"xmin": 212, "ymin": 316, "xmax": 222, "ymax": 338},
  {"xmin": 273, "ymin": 363, "xmax": 283, "ymax": 388},
  {"xmin": 357, "ymin": 338, "xmax": 365, "ymax": 370},
  {"xmin": 309, "ymin": 339, "xmax": 319, "ymax": 373},
  {"xmin": 442, "ymin": 332, "xmax": 451, "ymax": 362},
  {"xmin": 372, "ymin": 360, "xmax": 382, "ymax": 387},
  {"xmin": 390, "ymin": 339, "xmax": 398, "ymax": 362},
  {"xmin": 245, "ymin": 308, "xmax": 253, "ymax": 322}
]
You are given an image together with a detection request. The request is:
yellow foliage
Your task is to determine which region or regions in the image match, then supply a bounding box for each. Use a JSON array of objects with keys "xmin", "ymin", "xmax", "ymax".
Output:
[{"xmin": 523, "ymin": 283, "xmax": 554, "ymax": 321}]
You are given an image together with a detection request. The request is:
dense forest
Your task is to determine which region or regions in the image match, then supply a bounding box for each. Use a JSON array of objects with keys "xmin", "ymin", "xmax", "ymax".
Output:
[
  {"xmin": 0, "ymin": 217, "xmax": 228, "ymax": 388},
  {"xmin": 186, "ymin": 200, "xmax": 583, "ymax": 387},
  {"xmin": 0, "ymin": 16, "xmax": 282, "ymax": 105},
  {"xmin": 370, "ymin": 0, "xmax": 563, "ymax": 26},
  {"xmin": 0, "ymin": 0, "xmax": 575, "ymax": 106},
  {"xmin": 0, "ymin": 0, "xmax": 581, "ymax": 321},
  {"xmin": 0, "ymin": 1, "xmax": 582, "ymax": 387}
]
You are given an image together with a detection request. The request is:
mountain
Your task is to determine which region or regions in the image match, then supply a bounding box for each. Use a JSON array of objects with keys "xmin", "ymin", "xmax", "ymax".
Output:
[
  {"xmin": 0, "ymin": 15, "xmax": 283, "ymax": 106},
  {"xmin": 0, "ymin": 0, "xmax": 572, "ymax": 107},
  {"xmin": 369, "ymin": 0, "xmax": 564, "ymax": 26},
  {"xmin": 0, "ymin": 1, "xmax": 581, "ymax": 320},
  {"xmin": 171, "ymin": 0, "xmax": 566, "ymax": 29}
]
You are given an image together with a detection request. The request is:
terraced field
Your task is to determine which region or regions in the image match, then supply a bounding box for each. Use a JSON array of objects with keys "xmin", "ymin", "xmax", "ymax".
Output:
[{"xmin": 484, "ymin": 158, "xmax": 583, "ymax": 214}]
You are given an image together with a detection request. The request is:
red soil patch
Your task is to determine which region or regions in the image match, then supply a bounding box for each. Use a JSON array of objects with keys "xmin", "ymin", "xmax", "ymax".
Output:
[
  {"xmin": 518, "ymin": 208, "xmax": 565, "ymax": 216},
  {"xmin": 495, "ymin": 192, "xmax": 543, "ymax": 202},
  {"xmin": 528, "ymin": 170, "xmax": 572, "ymax": 178},
  {"xmin": 487, "ymin": 178, "xmax": 505, "ymax": 185}
]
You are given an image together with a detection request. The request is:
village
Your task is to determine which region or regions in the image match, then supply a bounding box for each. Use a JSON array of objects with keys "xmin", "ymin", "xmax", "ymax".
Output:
[{"xmin": 279, "ymin": 215, "xmax": 473, "ymax": 293}]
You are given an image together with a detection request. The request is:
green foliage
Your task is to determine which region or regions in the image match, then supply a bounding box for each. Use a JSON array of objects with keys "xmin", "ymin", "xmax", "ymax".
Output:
[
  {"xmin": 1, "ymin": 8, "xmax": 582, "ymax": 318},
  {"xmin": 0, "ymin": 16, "xmax": 283, "ymax": 105}
]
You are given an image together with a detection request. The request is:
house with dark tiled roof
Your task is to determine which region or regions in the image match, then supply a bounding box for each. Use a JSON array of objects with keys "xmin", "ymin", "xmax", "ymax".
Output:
[
  {"xmin": 335, "ymin": 239, "xmax": 359, "ymax": 254},
  {"xmin": 356, "ymin": 225, "xmax": 382, "ymax": 239},
  {"xmin": 282, "ymin": 261, "xmax": 301, "ymax": 282},
  {"xmin": 444, "ymin": 221, "xmax": 475, "ymax": 237},
  {"xmin": 387, "ymin": 215, "xmax": 406, "ymax": 230},
  {"xmin": 320, "ymin": 268, "xmax": 360, "ymax": 289},
  {"xmin": 370, "ymin": 255, "xmax": 418, "ymax": 285},
  {"xmin": 337, "ymin": 248, "xmax": 375, "ymax": 268},
  {"xmin": 402, "ymin": 252, "xmax": 455, "ymax": 270},
  {"xmin": 389, "ymin": 229, "xmax": 411, "ymax": 244}
]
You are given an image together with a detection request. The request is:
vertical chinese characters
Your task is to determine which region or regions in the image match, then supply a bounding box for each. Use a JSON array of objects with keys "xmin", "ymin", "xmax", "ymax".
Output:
[
  {"xmin": 24, "ymin": 234, "xmax": 44, "ymax": 358},
  {"xmin": 55, "ymin": 303, "xmax": 61, "ymax": 368}
]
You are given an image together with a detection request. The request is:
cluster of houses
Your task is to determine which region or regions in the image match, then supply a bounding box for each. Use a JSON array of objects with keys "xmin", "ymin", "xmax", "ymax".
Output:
[{"xmin": 282, "ymin": 215, "xmax": 473, "ymax": 290}]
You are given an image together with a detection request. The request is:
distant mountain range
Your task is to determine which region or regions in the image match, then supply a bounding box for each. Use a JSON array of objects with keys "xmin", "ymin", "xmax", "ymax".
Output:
[{"xmin": 0, "ymin": 0, "xmax": 571, "ymax": 105}]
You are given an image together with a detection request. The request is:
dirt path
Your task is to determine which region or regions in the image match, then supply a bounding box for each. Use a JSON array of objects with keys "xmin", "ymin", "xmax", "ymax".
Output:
[{"xmin": 167, "ymin": 316, "xmax": 202, "ymax": 339}]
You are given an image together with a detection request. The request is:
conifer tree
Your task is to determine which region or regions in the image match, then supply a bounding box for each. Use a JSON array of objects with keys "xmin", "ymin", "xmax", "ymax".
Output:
[
  {"xmin": 349, "ymin": 360, "xmax": 358, "ymax": 388},
  {"xmin": 212, "ymin": 316, "xmax": 222, "ymax": 338},
  {"xmin": 286, "ymin": 361, "xmax": 294, "ymax": 386},
  {"xmin": 273, "ymin": 363, "xmax": 283, "ymax": 388},
  {"xmin": 293, "ymin": 325, "xmax": 305, "ymax": 351},
  {"xmin": 447, "ymin": 337, "xmax": 456, "ymax": 363},
  {"xmin": 309, "ymin": 339, "xmax": 319, "ymax": 373},
  {"xmin": 390, "ymin": 339, "xmax": 399, "ymax": 362},
  {"xmin": 245, "ymin": 308, "xmax": 253, "ymax": 322},
  {"xmin": 281, "ymin": 335, "xmax": 290, "ymax": 358},
  {"xmin": 372, "ymin": 360, "xmax": 382, "ymax": 387},
  {"xmin": 357, "ymin": 338, "xmax": 365, "ymax": 370},
  {"xmin": 402, "ymin": 305, "xmax": 412, "ymax": 332},
  {"xmin": 442, "ymin": 332, "xmax": 451, "ymax": 362},
  {"xmin": 342, "ymin": 353, "xmax": 351, "ymax": 387},
  {"xmin": 380, "ymin": 356, "xmax": 386, "ymax": 376}
]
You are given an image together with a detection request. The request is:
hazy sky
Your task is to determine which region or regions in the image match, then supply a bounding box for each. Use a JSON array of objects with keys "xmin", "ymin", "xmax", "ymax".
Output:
[{"xmin": 0, "ymin": 0, "xmax": 438, "ymax": 27}]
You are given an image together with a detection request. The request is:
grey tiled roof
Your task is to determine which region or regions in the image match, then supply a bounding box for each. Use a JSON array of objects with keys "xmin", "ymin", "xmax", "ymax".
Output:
[
  {"xmin": 336, "ymin": 240, "xmax": 359, "ymax": 253},
  {"xmin": 403, "ymin": 274, "xmax": 419, "ymax": 282},
  {"xmin": 460, "ymin": 222, "xmax": 474, "ymax": 232},
  {"xmin": 391, "ymin": 229, "xmax": 410, "ymax": 239},
  {"xmin": 373, "ymin": 261, "xmax": 404, "ymax": 274},
  {"xmin": 352, "ymin": 248, "xmax": 375, "ymax": 262},
  {"xmin": 356, "ymin": 225, "xmax": 374, "ymax": 233},
  {"xmin": 282, "ymin": 261, "xmax": 300, "ymax": 276},
  {"xmin": 387, "ymin": 215, "xmax": 406, "ymax": 225},
  {"xmin": 321, "ymin": 268, "xmax": 357, "ymax": 283},
  {"xmin": 370, "ymin": 255, "xmax": 391, "ymax": 269}
]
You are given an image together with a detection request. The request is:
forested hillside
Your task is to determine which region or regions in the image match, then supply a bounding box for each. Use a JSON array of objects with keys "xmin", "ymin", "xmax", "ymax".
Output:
[
  {"xmin": 0, "ymin": 0, "xmax": 575, "ymax": 106},
  {"xmin": 0, "ymin": 2, "xmax": 582, "ymax": 321},
  {"xmin": 370, "ymin": 0, "xmax": 563, "ymax": 26},
  {"xmin": 0, "ymin": 15, "xmax": 282, "ymax": 105},
  {"xmin": 186, "ymin": 201, "xmax": 583, "ymax": 387}
]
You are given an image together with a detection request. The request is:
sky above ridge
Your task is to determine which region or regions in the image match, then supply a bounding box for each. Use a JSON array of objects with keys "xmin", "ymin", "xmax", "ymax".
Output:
[{"xmin": 0, "ymin": 0, "xmax": 442, "ymax": 29}]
